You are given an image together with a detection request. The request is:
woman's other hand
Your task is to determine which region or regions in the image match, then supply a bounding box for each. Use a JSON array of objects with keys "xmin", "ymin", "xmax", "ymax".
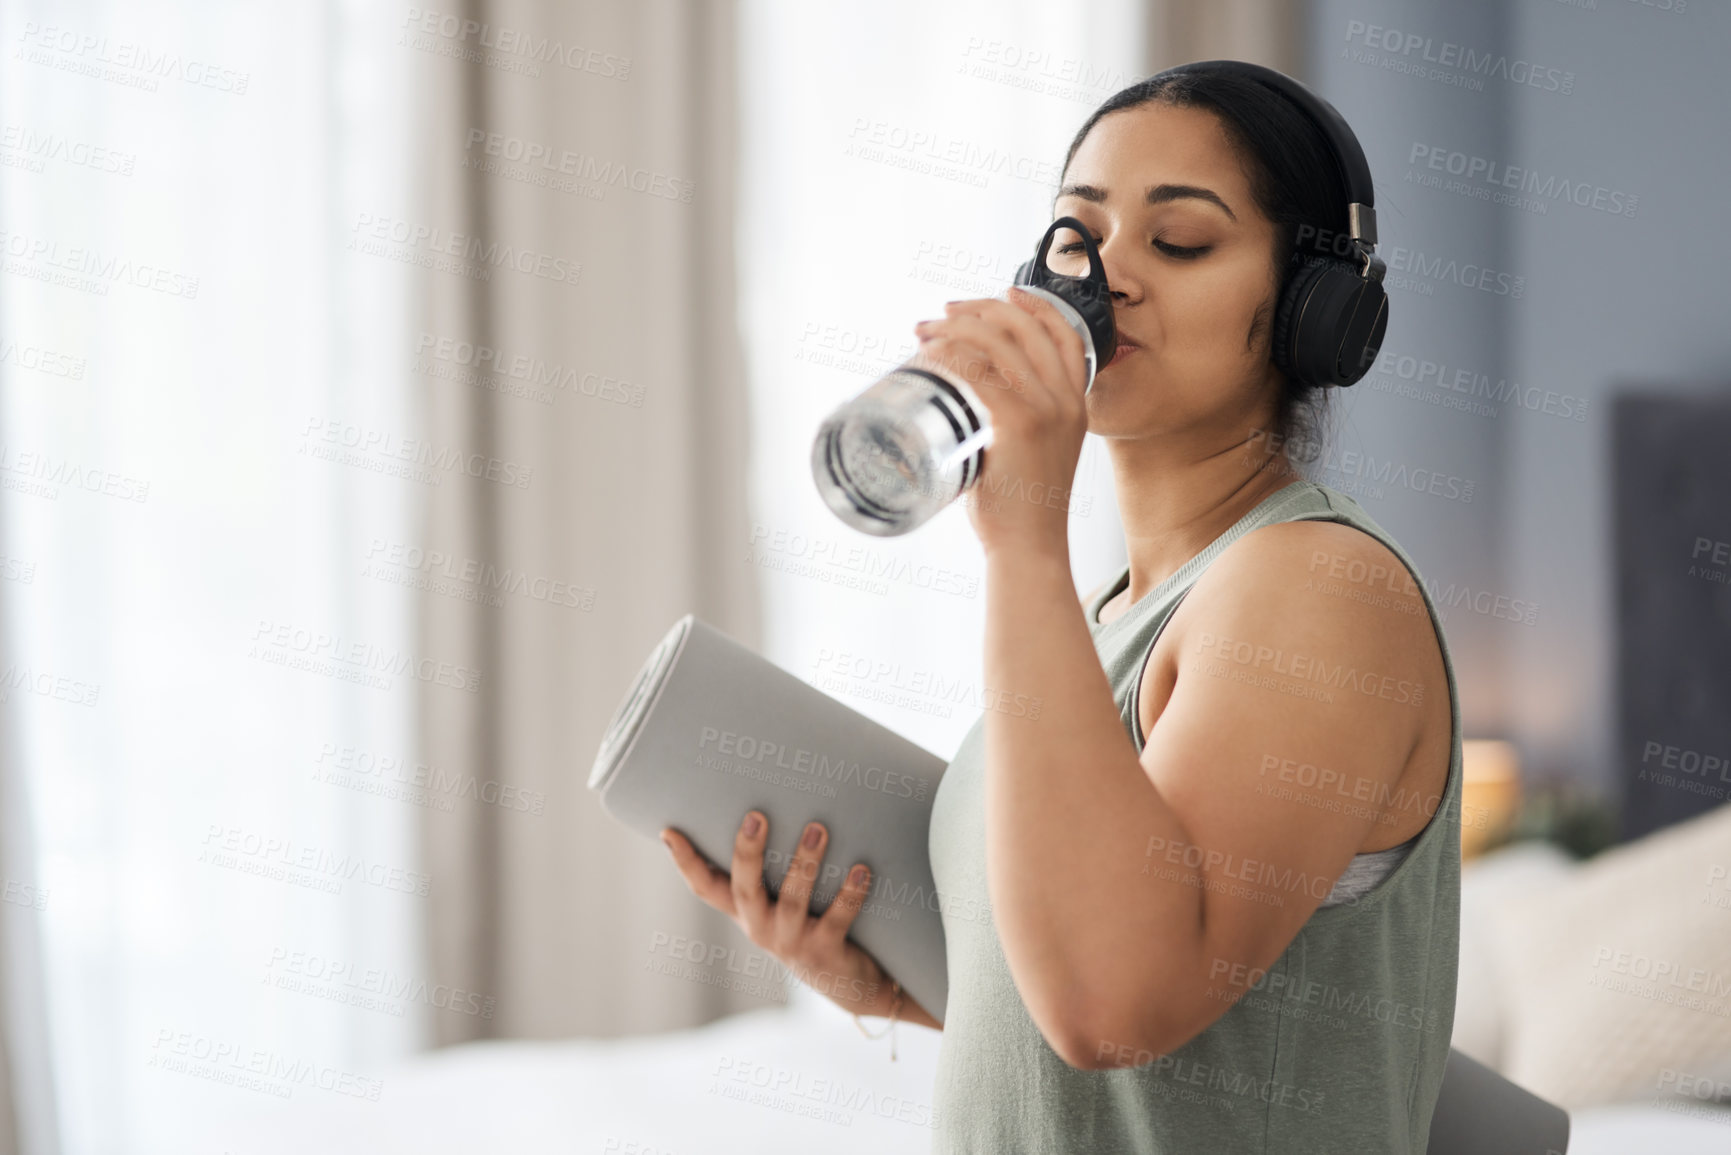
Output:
[{"xmin": 660, "ymin": 811, "xmax": 940, "ymax": 1029}]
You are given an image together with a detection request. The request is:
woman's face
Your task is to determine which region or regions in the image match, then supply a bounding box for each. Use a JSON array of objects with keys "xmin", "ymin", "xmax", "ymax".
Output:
[{"xmin": 1049, "ymin": 99, "xmax": 1284, "ymax": 444}]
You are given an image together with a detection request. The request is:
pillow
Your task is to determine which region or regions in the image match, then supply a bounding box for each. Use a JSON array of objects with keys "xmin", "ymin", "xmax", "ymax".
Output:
[
  {"xmin": 1488, "ymin": 802, "xmax": 1731, "ymax": 1111},
  {"xmin": 1452, "ymin": 840, "xmax": 1579, "ymax": 1069}
]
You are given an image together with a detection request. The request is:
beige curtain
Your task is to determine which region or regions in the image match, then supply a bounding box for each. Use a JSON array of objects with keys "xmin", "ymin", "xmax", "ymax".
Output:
[
  {"xmin": 1145, "ymin": 0, "xmax": 1308, "ymax": 79},
  {"xmin": 414, "ymin": 0, "xmax": 762, "ymax": 1043}
]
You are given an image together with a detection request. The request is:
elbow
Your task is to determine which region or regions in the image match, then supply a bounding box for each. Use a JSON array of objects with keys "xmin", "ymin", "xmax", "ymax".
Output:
[
  {"xmin": 1046, "ymin": 1002, "xmax": 1172, "ymax": 1072},
  {"xmin": 1045, "ymin": 976, "xmax": 1218, "ymax": 1070},
  {"xmin": 1050, "ymin": 1026, "xmax": 1112, "ymax": 1072},
  {"xmin": 1023, "ymin": 938, "xmax": 1208, "ymax": 1070}
]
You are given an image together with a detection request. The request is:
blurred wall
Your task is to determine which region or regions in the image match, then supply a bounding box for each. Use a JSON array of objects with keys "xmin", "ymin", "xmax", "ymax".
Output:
[{"xmin": 1305, "ymin": 0, "xmax": 1729, "ymax": 796}]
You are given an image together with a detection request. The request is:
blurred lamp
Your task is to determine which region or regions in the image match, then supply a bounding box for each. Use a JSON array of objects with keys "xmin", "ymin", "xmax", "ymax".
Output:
[{"xmin": 1460, "ymin": 739, "xmax": 1522, "ymax": 859}]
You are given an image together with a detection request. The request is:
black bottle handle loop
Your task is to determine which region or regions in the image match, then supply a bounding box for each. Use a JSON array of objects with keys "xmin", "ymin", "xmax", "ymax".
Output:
[
  {"xmin": 1030, "ymin": 215, "xmax": 1108, "ymax": 288},
  {"xmin": 1013, "ymin": 215, "xmax": 1117, "ymax": 378}
]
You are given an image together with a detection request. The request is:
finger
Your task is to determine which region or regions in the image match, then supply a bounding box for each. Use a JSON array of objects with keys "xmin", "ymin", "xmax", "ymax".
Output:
[
  {"xmin": 916, "ymin": 314, "xmax": 1034, "ymax": 396},
  {"xmin": 938, "ymin": 296, "xmax": 997, "ymax": 319},
  {"xmin": 813, "ymin": 861, "xmax": 873, "ymax": 950},
  {"xmin": 1007, "ymin": 287, "xmax": 1091, "ymax": 397},
  {"xmin": 920, "ymin": 315, "xmax": 1045, "ymax": 407},
  {"xmin": 969, "ymin": 301, "xmax": 1073, "ymax": 405},
  {"xmin": 660, "ymin": 827, "xmax": 736, "ymax": 917},
  {"xmin": 729, "ymin": 811, "xmax": 772, "ymax": 939},
  {"xmin": 930, "ymin": 307, "xmax": 1052, "ymax": 398},
  {"xmin": 773, "ymin": 820, "xmax": 829, "ymax": 943},
  {"xmin": 943, "ymin": 296, "xmax": 1074, "ymax": 392}
]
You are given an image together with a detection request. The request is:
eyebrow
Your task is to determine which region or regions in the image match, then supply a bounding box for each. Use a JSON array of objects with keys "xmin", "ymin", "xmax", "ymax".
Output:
[{"xmin": 1054, "ymin": 182, "xmax": 1237, "ymax": 222}]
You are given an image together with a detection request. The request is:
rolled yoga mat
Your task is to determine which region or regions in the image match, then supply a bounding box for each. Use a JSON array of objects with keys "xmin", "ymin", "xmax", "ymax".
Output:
[
  {"xmin": 588, "ymin": 613, "xmax": 952, "ymax": 1021},
  {"xmin": 1426, "ymin": 1047, "xmax": 1571, "ymax": 1155}
]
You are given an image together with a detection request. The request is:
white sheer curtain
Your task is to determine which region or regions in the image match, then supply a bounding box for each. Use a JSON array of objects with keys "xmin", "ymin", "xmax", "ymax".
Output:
[
  {"xmin": 738, "ymin": 0, "xmax": 1143, "ymax": 770},
  {"xmin": 0, "ymin": 3, "xmax": 424, "ymax": 1151}
]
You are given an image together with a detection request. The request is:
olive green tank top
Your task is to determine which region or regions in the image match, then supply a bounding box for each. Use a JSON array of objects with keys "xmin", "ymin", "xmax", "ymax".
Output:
[{"xmin": 926, "ymin": 478, "xmax": 1462, "ymax": 1153}]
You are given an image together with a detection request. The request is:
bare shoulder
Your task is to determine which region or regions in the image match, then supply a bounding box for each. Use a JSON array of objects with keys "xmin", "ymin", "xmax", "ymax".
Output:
[
  {"xmin": 1181, "ymin": 518, "xmax": 1431, "ymax": 647},
  {"xmin": 1140, "ymin": 517, "xmax": 1441, "ymax": 757}
]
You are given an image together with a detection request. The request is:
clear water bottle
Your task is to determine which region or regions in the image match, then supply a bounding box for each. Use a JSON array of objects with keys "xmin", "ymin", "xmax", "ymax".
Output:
[{"xmin": 811, "ymin": 217, "xmax": 1117, "ymax": 537}]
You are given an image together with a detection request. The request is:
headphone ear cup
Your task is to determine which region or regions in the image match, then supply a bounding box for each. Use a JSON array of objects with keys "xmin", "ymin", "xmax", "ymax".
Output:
[
  {"xmin": 1275, "ymin": 256, "xmax": 1388, "ymax": 388},
  {"xmin": 1335, "ymin": 278, "xmax": 1388, "ymax": 385},
  {"xmin": 1271, "ymin": 255, "xmax": 1332, "ymax": 386}
]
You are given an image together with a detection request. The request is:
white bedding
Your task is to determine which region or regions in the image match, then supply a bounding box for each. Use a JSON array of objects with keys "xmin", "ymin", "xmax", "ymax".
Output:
[
  {"xmin": 226, "ymin": 991, "xmax": 947, "ymax": 1154},
  {"xmin": 214, "ymin": 840, "xmax": 1731, "ymax": 1152},
  {"xmin": 218, "ymin": 985, "xmax": 1730, "ymax": 1153},
  {"xmin": 1562, "ymin": 1102, "xmax": 1731, "ymax": 1155}
]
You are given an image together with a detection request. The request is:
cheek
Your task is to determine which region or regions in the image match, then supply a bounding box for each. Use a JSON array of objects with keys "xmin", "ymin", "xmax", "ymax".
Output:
[{"xmin": 1161, "ymin": 268, "xmax": 1274, "ymax": 358}]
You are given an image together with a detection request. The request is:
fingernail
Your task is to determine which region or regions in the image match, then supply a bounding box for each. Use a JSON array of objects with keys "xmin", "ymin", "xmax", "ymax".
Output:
[
  {"xmin": 802, "ymin": 823, "xmax": 822, "ymax": 849},
  {"xmin": 849, "ymin": 865, "xmax": 868, "ymax": 885},
  {"xmin": 743, "ymin": 813, "xmax": 761, "ymax": 837}
]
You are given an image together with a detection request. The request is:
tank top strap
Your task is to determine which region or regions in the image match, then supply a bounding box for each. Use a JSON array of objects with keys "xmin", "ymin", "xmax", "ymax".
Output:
[
  {"xmin": 1087, "ymin": 479, "xmax": 1344, "ymax": 747},
  {"xmin": 1086, "ymin": 479, "xmax": 1334, "ymax": 632}
]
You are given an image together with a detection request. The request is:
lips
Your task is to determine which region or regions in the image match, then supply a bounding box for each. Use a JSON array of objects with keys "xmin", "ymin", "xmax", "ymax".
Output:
[{"xmin": 1105, "ymin": 337, "xmax": 1140, "ymax": 368}]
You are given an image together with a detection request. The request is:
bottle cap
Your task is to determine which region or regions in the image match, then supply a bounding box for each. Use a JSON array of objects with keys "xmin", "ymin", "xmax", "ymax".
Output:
[{"xmin": 1011, "ymin": 216, "xmax": 1117, "ymax": 367}]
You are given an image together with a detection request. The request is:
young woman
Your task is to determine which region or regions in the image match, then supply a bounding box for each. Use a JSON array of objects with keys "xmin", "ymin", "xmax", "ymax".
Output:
[{"xmin": 663, "ymin": 62, "xmax": 1461, "ymax": 1153}]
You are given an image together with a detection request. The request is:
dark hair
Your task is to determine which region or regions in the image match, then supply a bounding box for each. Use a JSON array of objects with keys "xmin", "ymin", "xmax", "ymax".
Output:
[{"xmin": 1057, "ymin": 66, "xmax": 1349, "ymax": 463}]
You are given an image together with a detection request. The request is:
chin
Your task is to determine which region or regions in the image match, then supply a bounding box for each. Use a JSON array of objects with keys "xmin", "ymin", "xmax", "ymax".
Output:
[
  {"xmin": 1091, "ymin": 359, "xmax": 1147, "ymax": 395},
  {"xmin": 1086, "ymin": 366, "xmax": 1176, "ymax": 433},
  {"xmin": 1081, "ymin": 382, "xmax": 1135, "ymax": 436}
]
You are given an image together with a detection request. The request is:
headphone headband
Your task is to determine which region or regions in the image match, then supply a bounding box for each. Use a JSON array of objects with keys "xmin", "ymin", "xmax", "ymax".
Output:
[{"xmin": 1154, "ymin": 59, "xmax": 1378, "ymax": 257}]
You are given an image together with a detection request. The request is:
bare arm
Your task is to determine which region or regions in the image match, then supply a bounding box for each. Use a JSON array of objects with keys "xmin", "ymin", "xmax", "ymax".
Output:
[{"xmin": 981, "ymin": 522, "xmax": 1433, "ymax": 1068}]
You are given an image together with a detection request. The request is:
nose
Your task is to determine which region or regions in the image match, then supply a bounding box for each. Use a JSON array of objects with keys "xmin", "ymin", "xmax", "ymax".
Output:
[{"xmin": 1093, "ymin": 229, "xmax": 1143, "ymax": 306}]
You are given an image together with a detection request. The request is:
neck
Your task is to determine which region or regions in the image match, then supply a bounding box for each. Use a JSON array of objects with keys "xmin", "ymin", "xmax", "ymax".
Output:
[{"xmin": 1102, "ymin": 425, "xmax": 1300, "ymax": 605}]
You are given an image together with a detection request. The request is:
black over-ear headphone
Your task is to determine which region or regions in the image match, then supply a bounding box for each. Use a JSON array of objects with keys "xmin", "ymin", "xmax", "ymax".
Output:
[{"xmin": 1015, "ymin": 59, "xmax": 1388, "ymax": 389}]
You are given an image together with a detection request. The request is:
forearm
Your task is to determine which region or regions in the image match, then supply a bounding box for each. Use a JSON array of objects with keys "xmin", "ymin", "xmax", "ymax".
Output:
[{"xmin": 980, "ymin": 544, "xmax": 1203, "ymax": 1047}]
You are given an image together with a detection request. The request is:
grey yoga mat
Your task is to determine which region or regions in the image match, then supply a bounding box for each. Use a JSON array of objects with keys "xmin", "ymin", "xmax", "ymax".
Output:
[
  {"xmin": 589, "ymin": 614, "xmax": 1572, "ymax": 1154},
  {"xmin": 588, "ymin": 613, "xmax": 952, "ymax": 1020},
  {"xmin": 1427, "ymin": 1048, "xmax": 1571, "ymax": 1155}
]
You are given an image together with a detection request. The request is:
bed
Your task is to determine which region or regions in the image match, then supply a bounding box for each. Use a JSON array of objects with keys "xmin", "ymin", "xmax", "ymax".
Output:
[
  {"xmin": 222, "ymin": 826, "xmax": 1731, "ymax": 1154},
  {"xmin": 215, "ymin": 998, "xmax": 1731, "ymax": 1153}
]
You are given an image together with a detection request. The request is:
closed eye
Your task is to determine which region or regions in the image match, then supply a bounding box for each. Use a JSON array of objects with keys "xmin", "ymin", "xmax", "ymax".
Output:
[{"xmin": 1056, "ymin": 235, "xmax": 1211, "ymax": 260}]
